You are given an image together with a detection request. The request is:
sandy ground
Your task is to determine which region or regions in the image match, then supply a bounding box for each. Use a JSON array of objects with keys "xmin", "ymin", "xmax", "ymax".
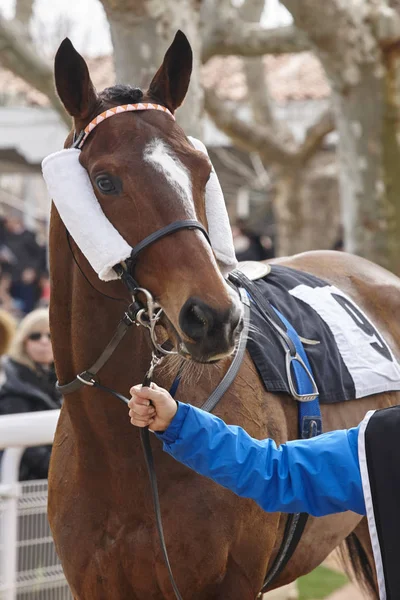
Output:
[
  {"xmin": 325, "ymin": 583, "xmax": 365, "ymax": 599},
  {"xmin": 262, "ymin": 550, "xmax": 367, "ymax": 600},
  {"xmin": 263, "ymin": 579, "xmax": 364, "ymax": 600},
  {"xmin": 323, "ymin": 551, "xmax": 365, "ymax": 600}
]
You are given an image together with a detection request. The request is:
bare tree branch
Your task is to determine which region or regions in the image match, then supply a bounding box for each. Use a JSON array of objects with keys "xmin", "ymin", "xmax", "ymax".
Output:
[
  {"xmin": 279, "ymin": 0, "xmax": 380, "ymax": 89},
  {"xmin": 204, "ymin": 88, "xmax": 295, "ymax": 165},
  {"xmin": 14, "ymin": 0, "xmax": 34, "ymax": 32},
  {"xmin": 203, "ymin": 1, "xmax": 335, "ymax": 175},
  {"xmin": 205, "ymin": 89, "xmax": 334, "ymax": 169},
  {"xmin": 241, "ymin": 0, "xmax": 275, "ymax": 128},
  {"xmin": 249, "ymin": 152, "xmax": 271, "ymax": 189},
  {"xmin": 0, "ymin": 17, "xmax": 70, "ymax": 126},
  {"xmin": 240, "ymin": 0, "xmax": 295, "ymax": 146},
  {"xmin": 214, "ymin": 147, "xmax": 259, "ymax": 181},
  {"xmin": 298, "ymin": 108, "xmax": 335, "ymax": 163},
  {"xmin": 202, "ymin": 24, "xmax": 311, "ymax": 63},
  {"xmin": 243, "ymin": 56, "xmax": 275, "ymax": 125}
]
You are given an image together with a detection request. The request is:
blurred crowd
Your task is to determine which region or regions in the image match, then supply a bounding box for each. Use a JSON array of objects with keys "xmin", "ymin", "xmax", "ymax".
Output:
[
  {"xmin": 0, "ymin": 214, "xmax": 49, "ymax": 317},
  {"xmin": 0, "ymin": 307, "xmax": 61, "ymax": 481},
  {"xmin": 0, "ymin": 214, "xmax": 56, "ymax": 482}
]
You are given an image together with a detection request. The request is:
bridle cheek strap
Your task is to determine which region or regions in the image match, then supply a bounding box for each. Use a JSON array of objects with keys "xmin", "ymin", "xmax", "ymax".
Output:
[
  {"xmin": 115, "ymin": 220, "xmax": 211, "ymax": 290},
  {"xmin": 129, "ymin": 220, "xmax": 211, "ymax": 265}
]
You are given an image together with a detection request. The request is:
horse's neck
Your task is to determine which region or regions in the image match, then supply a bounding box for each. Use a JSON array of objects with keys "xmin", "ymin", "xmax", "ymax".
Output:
[{"xmin": 50, "ymin": 221, "xmax": 156, "ymax": 449}]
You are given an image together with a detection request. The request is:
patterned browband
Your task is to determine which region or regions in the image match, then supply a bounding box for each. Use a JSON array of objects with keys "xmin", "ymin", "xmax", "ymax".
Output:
[{"xmin": 74, "ymin": 103, "xmax": 175, "ymax": 149}]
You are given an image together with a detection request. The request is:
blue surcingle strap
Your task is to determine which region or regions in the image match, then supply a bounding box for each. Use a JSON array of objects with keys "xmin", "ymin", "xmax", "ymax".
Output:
[{"xmin": 272, "ymin": 306, "xmax": 322, "ymax": 439}]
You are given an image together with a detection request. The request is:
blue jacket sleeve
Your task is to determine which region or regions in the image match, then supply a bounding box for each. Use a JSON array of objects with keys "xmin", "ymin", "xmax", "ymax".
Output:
[{"xmin": 155, "ymin": 402, "xmax": 365, "ymax": 517}]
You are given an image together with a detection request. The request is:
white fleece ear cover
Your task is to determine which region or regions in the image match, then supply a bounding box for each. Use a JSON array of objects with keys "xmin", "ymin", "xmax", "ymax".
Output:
[
  {"xmin": 42, "ymin": 140, "xmax": 237, "ymax": 281},
  {"xmin": 42, "ymin": 149, "xmax": 131, "ymax": 281},
  {"xmin": 188, "ymin": 137, "xmax": 238, "ymax": 276}
]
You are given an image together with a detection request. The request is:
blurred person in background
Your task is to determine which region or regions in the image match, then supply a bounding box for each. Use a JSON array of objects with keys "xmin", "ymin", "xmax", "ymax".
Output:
[
  {"xmin": 0, "ymin": 214, "xmax": 47, "ymax": 314},
  {"xmin": 0, "ymin": 307, "xmax": 16, "ymax": 365},
  {"xmin": 37, "ymin": 272, "xmax": 51, "ymax": 308},
  {"xmin": 10, "ymin": 266, "xmax": 42, "ymax": 315},
  {"xmin": 0, "ymin": 266, "xmax": 20, "ymax": 316},
  {"xmin": 0, "ymin": 308, "xmax": 61, "ymax": 481},
  {"xmin": 233, "ymin": 219, "xmax": 275, "ymax": 262},
  {"xmin": 331, "ymin": 225, "xmax": 344, "ymax": 252}
]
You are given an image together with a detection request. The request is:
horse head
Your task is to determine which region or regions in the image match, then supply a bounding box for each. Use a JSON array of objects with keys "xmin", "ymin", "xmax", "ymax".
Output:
[{"xmin": 53, "ymin": 31, "xmax": 242, "ymax": 363}]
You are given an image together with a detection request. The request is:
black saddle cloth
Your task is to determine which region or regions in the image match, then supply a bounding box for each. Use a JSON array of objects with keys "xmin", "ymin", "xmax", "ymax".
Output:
[{"xmin": 245, "ymin": 264, "xmax": 398, "ymax": 404}]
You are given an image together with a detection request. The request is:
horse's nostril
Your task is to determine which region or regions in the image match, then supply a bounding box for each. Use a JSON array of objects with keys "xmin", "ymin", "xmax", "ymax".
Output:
[
  {"xmin": 190, "ymin": 305, "xmax": 209, "ymax": 327},
  {"xmin": 180, "ymin": 300, "xmax": 213, "ymax": 341}
]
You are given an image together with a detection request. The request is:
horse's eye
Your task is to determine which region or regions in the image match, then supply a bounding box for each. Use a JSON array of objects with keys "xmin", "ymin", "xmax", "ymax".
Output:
[{"xmin": 95, "ymin": 175, "xmax": 118, "ymax": 194}]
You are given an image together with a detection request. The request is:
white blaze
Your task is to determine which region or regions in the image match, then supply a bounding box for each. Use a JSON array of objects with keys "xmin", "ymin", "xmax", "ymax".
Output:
[{"xmin": 143, "ymin": 139, "xmax": 192, "ymax": 207}]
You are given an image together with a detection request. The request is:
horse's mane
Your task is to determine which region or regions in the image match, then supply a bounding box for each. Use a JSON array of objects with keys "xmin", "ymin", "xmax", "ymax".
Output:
[{"xmin": 99, "ymin": 85, "xmax": 143, "ymax": 106}]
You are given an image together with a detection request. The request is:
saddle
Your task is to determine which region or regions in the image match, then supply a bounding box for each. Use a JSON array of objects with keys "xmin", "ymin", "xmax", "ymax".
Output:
[
  {"xmin": 236, "ymin": 260, "xmax": 271, "ymax": 281},
  {"xmin": 234, "ymin": 262, "xmax": 400, "ymax": 405}
]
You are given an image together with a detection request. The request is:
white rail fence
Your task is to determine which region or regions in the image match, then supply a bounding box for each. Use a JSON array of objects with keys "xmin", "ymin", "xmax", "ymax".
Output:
[{"xmin": 0, "ymin": 410, "xmax": 72, "ymax": 600}]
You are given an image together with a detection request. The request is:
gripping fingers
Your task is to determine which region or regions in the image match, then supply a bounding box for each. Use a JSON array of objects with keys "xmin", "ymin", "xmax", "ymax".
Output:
[
  {"xmin": 129, "ymin": 406, "xmax": 154, "ymax": 423},
  {"xmin": 130, "ymin": 415, "xmax": 154, "ymax": 427},
  {"xmin": 129, "ymin": 404, "xmax": 155, "ymax": 418}
]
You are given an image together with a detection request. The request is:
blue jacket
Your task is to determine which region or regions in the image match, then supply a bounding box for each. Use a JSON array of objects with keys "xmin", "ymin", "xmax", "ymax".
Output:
[{"xmin": 156, "ymin": 403, "xmax": 366, "ymax": 517}]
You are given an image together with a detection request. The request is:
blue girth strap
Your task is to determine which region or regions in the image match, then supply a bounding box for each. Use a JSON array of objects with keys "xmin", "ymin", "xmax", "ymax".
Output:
[{"xmin": 272, "ymin": 306, "xmax": 322, "ymax": 438}]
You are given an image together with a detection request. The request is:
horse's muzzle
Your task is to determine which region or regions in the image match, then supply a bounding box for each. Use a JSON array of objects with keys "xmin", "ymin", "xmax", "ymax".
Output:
[{"xmin": 178, "ymin": 295, "xmax": 243, "ymax": 362}]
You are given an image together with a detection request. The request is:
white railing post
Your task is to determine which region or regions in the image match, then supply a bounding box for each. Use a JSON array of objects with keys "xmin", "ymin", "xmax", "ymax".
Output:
[
  {"xmin": 0, "ymin": 410, "xmax": 60, "ymax": 600},
  {"xmin": 0, "ymin": 447, "xmax": 24, "ymax": 600}
]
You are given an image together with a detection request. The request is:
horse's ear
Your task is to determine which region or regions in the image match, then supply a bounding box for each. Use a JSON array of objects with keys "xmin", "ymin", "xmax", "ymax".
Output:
[
  {"xmin": 54, "ymin": 38, "xmax": 98, "ymax": 119},
  {"xmin": 148, "ymin": 30, "xmax": 192, "ymax": 113}
]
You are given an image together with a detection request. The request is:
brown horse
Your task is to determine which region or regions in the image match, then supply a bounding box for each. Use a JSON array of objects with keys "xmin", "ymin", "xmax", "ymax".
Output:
[{"xmin": 48, "ymin": 31, "xmax": 399, "ymax": 599}]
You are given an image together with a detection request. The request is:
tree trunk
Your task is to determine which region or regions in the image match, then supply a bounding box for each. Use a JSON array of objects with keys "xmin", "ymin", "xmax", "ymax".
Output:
[
  {"xmin": 274, "ymin": 152, "xmax": 339, "ymax": 257},
  {"xmin": 331, "ymin": 53, "xmax": 400, "ymax": 275},
  {"xmin": 101, "ymin": 0, "xmax": 203, "ymax": 136},
  {"xmin": 280, "ymin": 0, "xmax": 400, "ymax": 274},
  {"xmin": 274, "ymin": 168, "xmax": 304, "ymax": 256},
  {"xmin": 382, "ymin": 44, "xmax": 400, "ymax": 275},
  {"xmin": 14, "ymin": 0, "xmax": 34, "ymax": 34},
  {"xmin": 332, "ymin": 66, "xmax": 387, "ymax": 267}
]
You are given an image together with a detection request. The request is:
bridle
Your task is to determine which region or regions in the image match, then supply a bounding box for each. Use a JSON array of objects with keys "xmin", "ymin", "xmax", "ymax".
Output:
[
  {"xmin": 115, "ymin": 219, "xmax": 212, "ymax": 356},
  {"xmin": 69, "ymin": 102, "xmax": 214, "ymax": 363},
  {"xmin": 58, "ymin": 102, "xmax": 250, "ymax": 600}
]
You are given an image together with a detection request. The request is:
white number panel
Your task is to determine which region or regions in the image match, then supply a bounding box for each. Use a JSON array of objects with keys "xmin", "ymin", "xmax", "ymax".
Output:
[{"xmin": 289, "ymin": 284, "xmax": 400, "ymax": 399}]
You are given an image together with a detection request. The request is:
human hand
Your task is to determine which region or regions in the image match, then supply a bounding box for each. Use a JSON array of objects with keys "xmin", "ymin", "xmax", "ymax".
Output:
[{"xmin": 128, "ymin": 382, "xmax": 178, "ymax": 432}]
